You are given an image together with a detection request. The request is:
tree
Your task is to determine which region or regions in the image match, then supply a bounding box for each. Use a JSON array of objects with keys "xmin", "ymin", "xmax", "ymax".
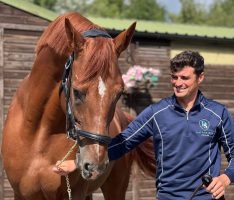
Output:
[
  {"xmin": 54, "ymin": 0, "xmax": 90, "ymax": 14},
  {"xmin": 170, "ymin": 0, "xmax": 207, "ymax": 24},
  {"xmin": 54, "ymin": 0, "xmax": 165, "ymax": 21},
  {"xmin": 123, "ymin": 0, "xmax": 165, "ymax": 21},
  {"xmin": 31, "ymin": 0, "xmax": 57, "ymax": 10},
  {"xmin": 207, "ymin": 0, "xmax": 234, "ymax": 27},
  {"xmin": 88, "ymin": 0, "xmax": 125, "ymax": 18}
]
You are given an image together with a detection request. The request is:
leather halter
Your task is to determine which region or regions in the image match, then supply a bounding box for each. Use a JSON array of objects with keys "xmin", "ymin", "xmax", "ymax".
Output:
[{"xmin": 60, "ymin": 29, "xmax": 112, "ymax": 146}]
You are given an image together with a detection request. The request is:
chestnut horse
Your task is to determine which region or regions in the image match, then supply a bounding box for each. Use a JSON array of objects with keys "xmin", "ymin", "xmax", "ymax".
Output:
[{"xmin": 1, "ymin": 12, "xmax": 155, "ymax": 200}]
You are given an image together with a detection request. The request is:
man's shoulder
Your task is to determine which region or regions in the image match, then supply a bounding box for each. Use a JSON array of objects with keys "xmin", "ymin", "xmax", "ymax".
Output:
[
  {"xmin": 202, "ymin": 96, "xmax": 227, "ymax": 116},
  {"xmin": 150, "ymin": 96, "xmax": 173, "ymax": 111},
  {"xmin": 203, "ymin": 96, "xmax": 225, "ymax": 109}
]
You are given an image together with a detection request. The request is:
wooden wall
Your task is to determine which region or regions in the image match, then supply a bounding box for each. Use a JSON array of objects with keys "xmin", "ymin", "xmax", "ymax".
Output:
[{"xmin": 1, "ymin": 2, "xmax": 234, "ymax": 200}]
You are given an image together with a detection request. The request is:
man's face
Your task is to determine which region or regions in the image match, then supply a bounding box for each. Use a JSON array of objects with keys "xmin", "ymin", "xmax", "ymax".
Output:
[{"xmin": 170, "ymin": 66, "xmax": 204, "ymax": 99}]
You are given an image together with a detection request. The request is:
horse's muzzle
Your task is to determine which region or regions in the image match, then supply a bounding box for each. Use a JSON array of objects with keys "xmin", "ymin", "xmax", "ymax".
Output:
[{"xmin": 80, "ymin": 159, "xmax": 109, "ymax": 180}]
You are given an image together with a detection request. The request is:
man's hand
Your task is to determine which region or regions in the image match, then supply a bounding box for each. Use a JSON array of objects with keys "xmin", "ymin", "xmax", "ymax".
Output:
[
  {"xmin": 52, "ymin": 160, "xmax": 77, "ymax": 176},
  {"xmin": 205, "ymin": 174, "xmax": 230, "ymax": 199}
]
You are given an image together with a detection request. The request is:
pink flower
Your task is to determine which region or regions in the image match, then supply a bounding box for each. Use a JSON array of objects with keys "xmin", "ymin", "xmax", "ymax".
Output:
[{"xmin": 122, "ymin": 65, "xmax": 160, "ymax": 89}]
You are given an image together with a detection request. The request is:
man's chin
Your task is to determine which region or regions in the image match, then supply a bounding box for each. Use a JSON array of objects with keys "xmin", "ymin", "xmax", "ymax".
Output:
[{"xmin": 174, "ymin": 91, "xmax": 186, "ymax": 98}]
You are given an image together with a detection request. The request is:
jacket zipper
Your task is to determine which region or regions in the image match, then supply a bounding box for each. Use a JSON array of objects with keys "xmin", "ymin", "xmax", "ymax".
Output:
[
  {"xmin": 185, "ymin": 110, "xmax": 189, "ymax": 136},
  {"xmin": 186, "ymin": 110, "xmax": 189, "ymax": 120}
]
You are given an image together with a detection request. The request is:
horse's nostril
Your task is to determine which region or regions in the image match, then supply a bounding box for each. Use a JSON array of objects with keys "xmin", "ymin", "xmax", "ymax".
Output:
[{"xmin": 84, "ymin": 162, "xmax": 92, "ymax": 171}]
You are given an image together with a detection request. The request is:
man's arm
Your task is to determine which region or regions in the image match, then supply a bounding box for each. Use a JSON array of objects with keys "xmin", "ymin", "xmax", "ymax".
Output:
[
  {"xmin": 206, "ymin": 107, "xmax": 234, "ymax": 199},
  {"xmin": 108, "ymin": 106, "xmax": 154, "ymax": 161},
  {"xmin": 220, "ymin": 108, "xmax": 234, "ymax": 183}
]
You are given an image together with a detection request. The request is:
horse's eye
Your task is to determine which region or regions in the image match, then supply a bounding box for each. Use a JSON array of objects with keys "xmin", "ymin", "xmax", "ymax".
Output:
[{"xmin": 73, "ymin": 89, "xmax": 86, "ymax": 104}]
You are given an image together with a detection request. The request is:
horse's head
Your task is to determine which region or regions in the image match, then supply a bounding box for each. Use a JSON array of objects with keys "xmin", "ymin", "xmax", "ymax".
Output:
[{"xmin": 61, "ymin": 18, "xmax": 136, "ymax": 179}]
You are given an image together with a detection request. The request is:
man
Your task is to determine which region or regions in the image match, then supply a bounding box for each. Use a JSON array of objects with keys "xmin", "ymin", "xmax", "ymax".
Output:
[{"xmin": 54, "ymin": 50, "xmax": 234, "ymax": 199}]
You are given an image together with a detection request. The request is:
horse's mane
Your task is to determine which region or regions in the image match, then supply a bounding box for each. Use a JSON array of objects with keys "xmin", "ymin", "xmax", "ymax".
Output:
[{"xmin": 36, "ymin": 12, "xmax": 115, "ymax": 82}]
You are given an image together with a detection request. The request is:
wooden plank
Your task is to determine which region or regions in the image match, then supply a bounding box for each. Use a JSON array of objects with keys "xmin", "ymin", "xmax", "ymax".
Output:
[
  {"xmin": 0, "ymin": 27, "xmax": 4, "ymax": 200},
  {"xmin": 132, "ymin": 163, "xmax": 140, "ymax": 200},
  {"xmin": 4, "ymin": 33, "xmax": 40, "ymax": 44},
  {"xmin": 0, "ymin": 23, "xmax": 46, "ymax": 32}
]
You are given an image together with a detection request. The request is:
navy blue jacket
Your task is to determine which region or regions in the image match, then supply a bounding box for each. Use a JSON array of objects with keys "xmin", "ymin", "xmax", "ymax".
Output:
[{"xmin": 108, "ymin": 91, "xmax": 234, "ymax": 200}]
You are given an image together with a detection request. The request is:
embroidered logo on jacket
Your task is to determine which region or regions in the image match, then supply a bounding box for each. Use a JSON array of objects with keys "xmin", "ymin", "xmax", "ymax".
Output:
[
  {"xmin": 199, "ymin": 119, "xmax": 210, "ymax": 131},
  {"xmin": 196, "ymin": 119, "xmax": 214, "ymax": 137}
]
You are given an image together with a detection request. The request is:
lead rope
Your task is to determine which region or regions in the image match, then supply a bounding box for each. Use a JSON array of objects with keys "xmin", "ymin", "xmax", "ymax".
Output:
[{"xmin": 56, "ymin": 140, "xmax": 78, "ymax": 200}]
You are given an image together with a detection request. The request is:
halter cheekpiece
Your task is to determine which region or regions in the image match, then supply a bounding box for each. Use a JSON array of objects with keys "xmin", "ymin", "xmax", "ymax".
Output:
[{"xmin": 60, "ymin": 29, "xmax": 112, "ymax": 146}]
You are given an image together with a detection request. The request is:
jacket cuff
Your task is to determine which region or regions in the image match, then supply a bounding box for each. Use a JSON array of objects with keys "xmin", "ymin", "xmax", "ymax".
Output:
[{"xmin": 224, "ymin": 169, "xmax": 234, "ymax": 183}]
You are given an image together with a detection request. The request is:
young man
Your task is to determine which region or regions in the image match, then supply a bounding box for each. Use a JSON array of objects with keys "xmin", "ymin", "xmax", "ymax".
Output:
[{"xmin": 54, "ymin": 50, "xmax": 234, "ymax": 200}]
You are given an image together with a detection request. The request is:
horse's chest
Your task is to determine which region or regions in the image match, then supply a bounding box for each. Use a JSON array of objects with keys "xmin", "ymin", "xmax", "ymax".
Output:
[{"xmin": 19, "ymin": 158, "xmax": 60, "ymax": 198}]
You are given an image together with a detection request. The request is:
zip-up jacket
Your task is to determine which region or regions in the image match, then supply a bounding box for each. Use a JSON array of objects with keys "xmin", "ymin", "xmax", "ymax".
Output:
[{"xmin": 108, "ymin": 91, "xmax": 234, "ymax": 200}]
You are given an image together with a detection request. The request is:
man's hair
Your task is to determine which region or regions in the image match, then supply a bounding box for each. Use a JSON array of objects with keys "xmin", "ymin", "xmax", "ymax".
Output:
[{"xmin": 170, "ymin": 50, "xmax": 204, "ymax": 76}]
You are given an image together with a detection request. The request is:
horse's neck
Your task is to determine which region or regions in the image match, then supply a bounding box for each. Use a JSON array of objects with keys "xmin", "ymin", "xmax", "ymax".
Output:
[{"xmin": 22, "ymin": 48, "xmax": 66, "ymax": 130}]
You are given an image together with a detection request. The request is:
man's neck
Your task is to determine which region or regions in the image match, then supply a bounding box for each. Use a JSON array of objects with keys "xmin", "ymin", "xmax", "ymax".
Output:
[{"xmin": 177, "ymin": 91, "xmax": 198, "ymax": 112}]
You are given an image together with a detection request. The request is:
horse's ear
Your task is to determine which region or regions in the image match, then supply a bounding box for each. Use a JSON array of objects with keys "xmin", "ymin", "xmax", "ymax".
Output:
[
  {"xmin": 65, "ymin": 18, "xmax": 85, "ymax": 52},
  {"xmin": 113, "ymin": 22, "xmax": 136, "ymax": 56}
]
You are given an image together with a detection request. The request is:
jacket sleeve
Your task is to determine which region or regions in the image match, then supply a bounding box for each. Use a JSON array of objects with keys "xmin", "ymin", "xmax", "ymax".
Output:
[
  {"xmin": 108, "ymin": 105, "xmax": 154, "ymax": 161},
  {"xmin": 220, "ymin": 107, "xmax": 234, "ymax": 183}
]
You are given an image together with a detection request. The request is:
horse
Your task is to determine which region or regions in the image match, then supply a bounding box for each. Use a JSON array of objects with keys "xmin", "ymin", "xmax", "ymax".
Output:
[{"xmin": 1, "ymin": 12, "xmax": 155, "ymax": 200}]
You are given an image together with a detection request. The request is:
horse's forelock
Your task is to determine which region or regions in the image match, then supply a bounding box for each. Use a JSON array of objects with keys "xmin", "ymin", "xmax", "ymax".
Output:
[{"xmin": 77, "ymin": 38, "xmax": 117, "ymax": 83}]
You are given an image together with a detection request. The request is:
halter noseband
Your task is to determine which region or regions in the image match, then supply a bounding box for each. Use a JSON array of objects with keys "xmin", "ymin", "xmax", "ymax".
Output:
[{"xmin": 60, "ymin": 29, "xmax": 112, "ymax": 146}]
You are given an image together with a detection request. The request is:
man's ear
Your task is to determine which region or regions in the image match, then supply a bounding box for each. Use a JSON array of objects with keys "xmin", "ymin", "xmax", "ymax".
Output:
[
  {"xmin": 65, "ymin": 18, "xmax": 85, "ymax": 53},
  {"xmin": 113, "ymin": 22, "xmax": 136, "ymax": 57},
  {"xmin": 198, "ymin": 72, "xmax": 205, "ymax": 84}
]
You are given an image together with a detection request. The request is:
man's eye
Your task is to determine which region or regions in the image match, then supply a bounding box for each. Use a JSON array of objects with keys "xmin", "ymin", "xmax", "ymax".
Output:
[
  {"xmin": 170, "ymin": 74, "xmax": 189, "ymax": 81},
  {"xmin": 171, "ymin": 75, "xmax": 178, "ymax": 80},
  {"xmin": 181, "ymin": 76, "xmax": 189, "ymax": 80},
  {"xmin": 73, "ymin": 89, "xmax": 86, "ymax": 104}
]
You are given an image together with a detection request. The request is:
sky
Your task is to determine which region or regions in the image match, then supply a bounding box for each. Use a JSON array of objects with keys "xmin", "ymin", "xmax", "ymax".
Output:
[{"xmin": 157, "ymin": 0, "xmax": 214, "ymax": 14}]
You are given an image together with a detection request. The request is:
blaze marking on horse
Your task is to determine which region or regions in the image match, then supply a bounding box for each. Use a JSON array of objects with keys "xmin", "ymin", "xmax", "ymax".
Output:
[
  {"xmin": 97, "ymin": 77, "xmax": 106, "ymax": 161},
  {"xmin": 98, "ymin": 76, "xmax": 106, "ymax": 97}
]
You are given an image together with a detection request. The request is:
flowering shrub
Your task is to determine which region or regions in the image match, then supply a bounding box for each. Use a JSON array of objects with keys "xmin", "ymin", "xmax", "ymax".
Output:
[{"xmin": 122, "ymin": 65, "xmax": 160, "ymax": 89}]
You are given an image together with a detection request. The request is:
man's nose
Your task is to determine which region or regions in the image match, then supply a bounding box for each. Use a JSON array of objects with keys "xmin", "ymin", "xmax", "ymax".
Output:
[{"xmin": 174, "ymin": 78, "xmax": 183, "ymax": 86}]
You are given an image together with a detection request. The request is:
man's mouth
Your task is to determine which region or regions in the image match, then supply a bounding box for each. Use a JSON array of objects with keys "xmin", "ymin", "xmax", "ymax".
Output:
[{"xmin": 175, "ymin": 87, "xmax": 187, "ymax": 92}]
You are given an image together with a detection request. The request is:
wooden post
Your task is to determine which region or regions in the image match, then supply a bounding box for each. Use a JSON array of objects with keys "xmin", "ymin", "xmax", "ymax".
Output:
[
  {"xmin": 0, "ymin": 27, "xmax": 4, "ymax": 200},
  {"xmin": 128, "ymin": 108, "xmax": 140, "ymax": 200},
  {"xmin": 132, "ymin": 162, "xmax": 140, "ymax": 200}
]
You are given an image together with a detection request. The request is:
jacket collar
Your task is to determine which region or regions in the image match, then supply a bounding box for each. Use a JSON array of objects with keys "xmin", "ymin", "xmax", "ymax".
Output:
[{"xmin": 171, "ymin": 90, "xmax": 206, "ymax": 111}]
